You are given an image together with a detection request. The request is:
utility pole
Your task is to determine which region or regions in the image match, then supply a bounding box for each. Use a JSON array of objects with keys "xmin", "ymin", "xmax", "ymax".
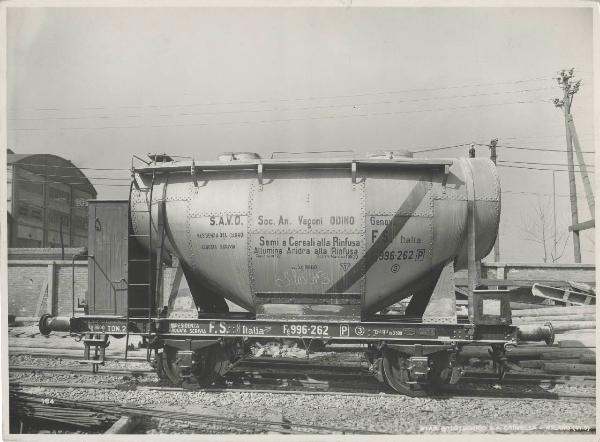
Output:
[
  {"xmin": 552, "ymin": 170, "xmax": 557, "ymax": 261},
  {"xmin": 553, "ymin": 68, "xmax": 581, "ymax": 263},
  {"xmin": 488, "ymin": 138, "xmax": 500, "ymax": 261},
  {"xmin": 567, "ymin": 116, "xmax": 595, "ymax": 216}
]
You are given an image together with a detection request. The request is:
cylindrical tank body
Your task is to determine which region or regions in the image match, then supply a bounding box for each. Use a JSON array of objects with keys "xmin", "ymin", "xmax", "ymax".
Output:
[{"xmin": 130, "ymin": 155, "xmax": 500, "ymax": 315}]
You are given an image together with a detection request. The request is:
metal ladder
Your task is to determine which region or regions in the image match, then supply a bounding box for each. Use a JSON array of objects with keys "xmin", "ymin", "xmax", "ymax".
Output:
[{"xmin": 125, "ymin": 165, "xmax": 169, "ymax": 362}]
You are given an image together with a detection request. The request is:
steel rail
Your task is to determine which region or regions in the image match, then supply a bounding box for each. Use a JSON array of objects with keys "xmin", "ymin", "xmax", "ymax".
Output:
[
  {"xmin": 10, "ymin": 378, "xmax": 595, "ymax": 403},
  {"xmin": 9, "ymin": 351, "xmax": 595, "ymax": 384},
  {"xmin": 9, "ymin": 365, "xmax": 154, "ymax": 376}
]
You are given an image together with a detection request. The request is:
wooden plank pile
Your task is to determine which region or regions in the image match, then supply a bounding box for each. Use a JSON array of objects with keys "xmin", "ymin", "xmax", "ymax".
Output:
[
  {"xmin": 461, "ymin": 304, "xmax": 596, "ymax": 376},
  {"xmin": 511, "ymin": 304, "xmax": 595, "ymax": 375}
]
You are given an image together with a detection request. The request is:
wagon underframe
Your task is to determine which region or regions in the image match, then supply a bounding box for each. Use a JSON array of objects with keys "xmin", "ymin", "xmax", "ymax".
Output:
[{"xmin": 59, "ymin": 315, "xmax": 519, "ymax": 344}]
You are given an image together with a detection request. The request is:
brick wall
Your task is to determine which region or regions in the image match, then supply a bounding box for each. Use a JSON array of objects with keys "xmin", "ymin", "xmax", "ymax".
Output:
[
  {"xmin": 57, "ymin": 262, "xmax": 88, "ymax": 315},
  {"xmin": 8, "ymin": 250, "xmax": 249, "ymax": 320},
  {"xmin": 8, "ymin": 257, "xmax": 186, "ymax": 319},
  {"xmin": 8, "ymin": 260, "xmax": 87, "ymax": 318}
]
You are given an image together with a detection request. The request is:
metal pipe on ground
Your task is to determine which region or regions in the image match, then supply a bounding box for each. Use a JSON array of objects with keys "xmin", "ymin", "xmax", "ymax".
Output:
[
  {"xmin": 539, "ymin": 321, "xmax": 595, "ymax": 332},
  {"xmin": 579, "ymin": 355, "xmax": 596, "ymax": 364},
  {"xmin": 512, "ymin": 305, "xmax": 596, "ymax": 317},
  {"xmin": 557, "ymin": 329, "xmax": 597, "ymax": 336},
  {"xmin": 542, "ymin": 363, "xmax": 596, "ymax": 375},
  {"xmin": 509, "ymin": 302, "xmax": 554, "ymax": 310},
  {"xmin": 519, "ymin": 359, "xmax": 584, "ymax": 369},
  {"xmin": 540, "ymin": 349, "xmax": 596, "ymax": 360},
  {"xmin": 558, "ymin": 339, "xmax": 596, "ymax": 348},
  {"xmin": 460, "ymin": 346, "xmax": 594, "ymax": 360},
  {"xmin": 512, "ymin": 314, "xmax": 596, "ymax": 323}
]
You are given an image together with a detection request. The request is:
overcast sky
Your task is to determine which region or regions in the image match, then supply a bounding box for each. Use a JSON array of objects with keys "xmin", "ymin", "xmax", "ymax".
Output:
[{"xmin": 6, "ymin": 6, "xmax": 596, "ymax": 263}]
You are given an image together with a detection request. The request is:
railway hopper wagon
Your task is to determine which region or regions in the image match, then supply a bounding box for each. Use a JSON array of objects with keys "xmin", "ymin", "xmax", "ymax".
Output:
[{"xmin": 39, "ymin": 152, "xmax": 554, "ymax": 396}]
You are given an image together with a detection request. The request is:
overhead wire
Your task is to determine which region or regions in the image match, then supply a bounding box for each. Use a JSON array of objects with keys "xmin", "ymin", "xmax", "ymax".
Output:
[
  {"xmin": 7, "ymin": 177, "xmax": 131, "ymax": 187},
  {"xmin": 8, "ymin": 86, "xmax": 557, "ymax": 122},
  {"xmin": 481, "ymin": 133, "xmax": 593, "ymax": 142},
  {"xmin": 502, "ymin": 189, "xmax": 590, "ymax": 200},
  {"xmin": 6, "ymin": 162, "xmax": 130, "ymax": 172},
  {"xmin": 7, "ymin": 168, "xmax": 130, "ymax": 181},
  {"xmin": 498, "ymin": 159, "xmax": 594, "ymax": 169},
  {"xmin": 7, "ymin": 75, "xmax": 559, "ymax": 113},
  {"xmin": 412, "ymin": 143, "xmax": 595, "ymax": 155},
  {"xmin": 497, "ymin": 163, "xmax": 595, "ymax": 174},
  {"xmin": 9, "ymin": 98, "xmax": 552, "ymax": 132},
  {"xmin": 411, "ymin": 144, "xmax": 474, "ymax": 153},
  {"xmin": 477, "ymin": 143, "xmax": 595, "ymax": 154}
]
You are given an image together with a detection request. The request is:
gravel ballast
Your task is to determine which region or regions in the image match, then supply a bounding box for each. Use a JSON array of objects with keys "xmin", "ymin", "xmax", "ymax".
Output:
[{"xmin": 8, "ymin": 327, "xmax": 596, "ymax": 435}]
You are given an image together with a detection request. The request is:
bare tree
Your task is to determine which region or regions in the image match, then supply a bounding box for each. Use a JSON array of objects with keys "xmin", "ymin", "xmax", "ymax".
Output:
[{"xmin": 519, "ymin": 196, "xmax": 570, "ymax": 263}]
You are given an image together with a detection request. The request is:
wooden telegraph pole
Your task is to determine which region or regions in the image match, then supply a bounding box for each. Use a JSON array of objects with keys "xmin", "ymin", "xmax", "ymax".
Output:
[{"xmin": 553, "ymin": 69, "xmax": 581, "ymax": 263}]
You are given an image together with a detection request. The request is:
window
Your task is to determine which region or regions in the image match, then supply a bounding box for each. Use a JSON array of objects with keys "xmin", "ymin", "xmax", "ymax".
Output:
[
  {"xmin": 73, "ymin": 216, "xmax": 88, "ymax": 231},
  {"xmin": 18, "ymin": 206, "xmax": 28, "ymax": 216},
  {"xmin": 48, "ymin": 210, "xmax": 71, "ymax": 227},
  {"xmin": 30, "ymin": 208, "xmax": 42, "ymax": 220},
  {"xmin": 49, "ymin": 187, "xmax": 71, "ymax": 203},
  {"xmin": 73, "ymin": 197, "xmax": 88, "ymax": 208},
  {"xmin": 19, "ymin": 180, "xmax": 44, "ymax": 195}
]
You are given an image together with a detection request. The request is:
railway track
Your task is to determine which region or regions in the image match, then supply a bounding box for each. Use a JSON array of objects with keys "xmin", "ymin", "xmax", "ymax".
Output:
[
  {"xmin": 9, "ymin": 340, "xmax": 596, "ymax": 402},
  {"xmin": 9, "ymin": 346, "xmax": 148, "ymax": 362},
  {"xmin": 9, "ymin": 379, "xmax": 596, "ymax": 403},
  {"xmin": 10, "ymin": 362, "xmax": 594, "ymax": 387},
  {"xmin": 10, "ymin": 358, "xmax": 595, "ymax": 402},
  {"xmin": 10, "ymin": 352, "xmax": 595, "ymax": 381}
]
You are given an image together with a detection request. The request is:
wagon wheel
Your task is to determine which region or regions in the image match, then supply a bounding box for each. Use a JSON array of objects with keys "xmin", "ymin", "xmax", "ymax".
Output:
[
  {"xmin": 423, "ymin": 351, "xmax": 451, "ymax": 391},
  {"xmin": 159, "ymin": 346, "xmax": 182, "ymax": 385},
  {"xmin": 154, "ymin": 352, "xmax": 168, "ymax": 381},
  {"xmin": 160, "ymin": 345, "xmax": 232, "ymax": 388},
  {"xmin": 382, "ymin": 347, "xmax": 428, "ymax": 397},
  {"xmin": 187, "ymin": 345, "xmax": 232, "ymax": 389}
]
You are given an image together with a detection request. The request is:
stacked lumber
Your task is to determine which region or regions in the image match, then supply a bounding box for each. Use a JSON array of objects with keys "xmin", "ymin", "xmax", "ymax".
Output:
[
  {"xmin": 511, "ymin": 305, "xmax": 595, "ymax": 375},
  {"xmin": 461, "ymin": 305, "xmax": 596, "ymax": 377}
]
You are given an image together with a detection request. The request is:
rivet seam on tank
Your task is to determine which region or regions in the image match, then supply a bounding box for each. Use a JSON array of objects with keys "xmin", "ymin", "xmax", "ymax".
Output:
[
  {"xmin": 434, "ymin": 193, "xmax": 468, "ymax": 202},
  {"xmin": 471, "ymin": 159, "xmax": 500, "ymax": 202},
  {"xmin": 164, "ymin": 195, "xmax": 191, "ymax": 202},
  {"xmin": 247, "ymin": 182, "xmax": 256, "ymax": 296},
  {"xmin": 130, "ymin": 190, "xmax": 139, "ymax": 235},
  {"xmin": 428, "ymin": 178, "xmax": 433, "ymax": 215},
  {"xmin": 428, "ymin": 216, "xmax": 434, "ymax": 260},
  {"xmin": 131, "ymin": 189, "xmax": 147, "ymax": 237},
  {"xmin": 359, "ymin": 180, "xmax": 367, "ymax": 298},
  {"xmin": 186, "ymin": 181, "xmax": 195, "ymax": 267}
]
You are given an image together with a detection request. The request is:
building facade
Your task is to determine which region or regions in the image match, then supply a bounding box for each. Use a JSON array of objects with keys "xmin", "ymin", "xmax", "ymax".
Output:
[{"xmin": 7, "ymin": 152, "xmax": 97, "ymax": 248}]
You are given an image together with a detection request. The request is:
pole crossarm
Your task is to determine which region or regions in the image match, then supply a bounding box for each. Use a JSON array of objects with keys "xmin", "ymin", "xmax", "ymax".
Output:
[{"xmin": 569, "ymin": 219, "xmax": 595, "ymax": 232}]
